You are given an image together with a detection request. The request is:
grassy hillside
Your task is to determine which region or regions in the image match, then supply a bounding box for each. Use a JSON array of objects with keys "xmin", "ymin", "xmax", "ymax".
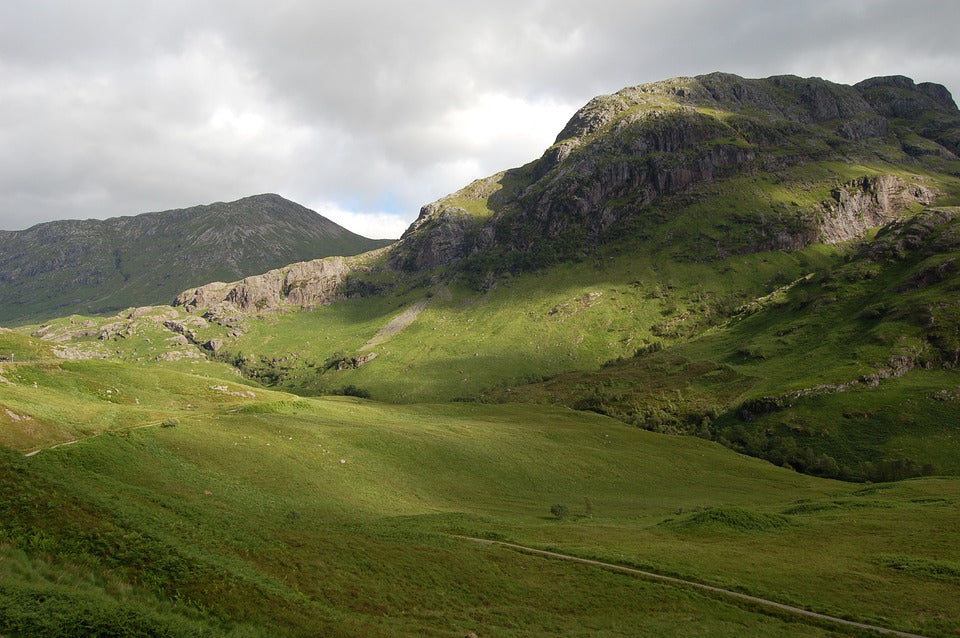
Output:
[
  {"xmin": 1, "ymin": 355, "xmax": 959, "ymax": 636},
  {"xmin": 17, "ymin": 208, "xmax": 960, "ymax": 483},
  {"xmin": 496, "ymin": 207, "xmax": 960, "ymax": 481},
  {"xmin": 29, "ymin": 238, "xmax": 837, "ymax": 401}
]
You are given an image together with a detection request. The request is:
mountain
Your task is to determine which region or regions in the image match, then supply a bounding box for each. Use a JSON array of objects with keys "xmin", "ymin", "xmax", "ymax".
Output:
[
  {"xmin": 165, "ymin": 74, "xmax": 960, "ymax": 315},
  {"xmin": 5, "ymin": 72, "xmax": 960, "ymax": 637},
  {"xmin": 116, "ymin": 73, "xmax": 960, "ymax": 480},
  {"xmin": 0, "ymin": 193, "xmax": 393, "ymax": 324},
  {"xmin": 387, "ymin": 73, "xmax": 959, "ymax": 278},
  {"xmin": 169, "ymin": 74, "xmax": 960, "ymax": 315}
]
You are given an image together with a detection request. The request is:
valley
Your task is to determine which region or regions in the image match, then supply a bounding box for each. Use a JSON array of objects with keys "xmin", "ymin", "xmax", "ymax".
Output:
[
  {"xmin": 3, "ymin": 360, "xmax": 959, "ymax": 636},
  {"xmin": 3, "ymin": 72, "xmax": 960, "ymax": 636}
]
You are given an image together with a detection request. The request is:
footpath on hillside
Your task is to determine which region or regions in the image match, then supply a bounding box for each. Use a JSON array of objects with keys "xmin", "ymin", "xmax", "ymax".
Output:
[
  {"xmin": 455, "ymin": 536, "xmax": 930, "ymax": 638},
  {"xmin": 22, "ymin": 420, "xmax": 165, "ymax": 457}
]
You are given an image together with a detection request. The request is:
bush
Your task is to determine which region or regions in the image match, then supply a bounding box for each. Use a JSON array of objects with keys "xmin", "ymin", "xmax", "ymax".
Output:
[
  {"xmin": 160, "ymin": 418, "xmax": 179, "ymax": 428},
  {"xmin": 633, "ymin": 342, "xmax": 664, "ymax": 357},
  {"xmin": 550, "ymin": 503, "xmax": 569, "ymax": 520},
  {"xmin": 336, "ymin": 385, "xmax": 371, "ymax": 399}
]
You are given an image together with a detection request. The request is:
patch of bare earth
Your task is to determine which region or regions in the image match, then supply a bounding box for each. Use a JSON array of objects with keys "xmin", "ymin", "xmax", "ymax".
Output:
[{"xmin": 360, "ymin": 299, "xmax": 430, "ymax": 351}]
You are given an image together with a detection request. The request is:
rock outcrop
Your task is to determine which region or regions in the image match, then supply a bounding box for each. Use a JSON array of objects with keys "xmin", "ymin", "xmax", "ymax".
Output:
[
  {"xmin": 174, "ymin": 250, "xmax": 387, "ymax": 315},
  {"xmin": 855, "ymin": 75, "xmax": 960, "ymax": 156},
  {"xmin": 856, "ymin": 75, "xmax": 959, "ymax": 117},
  {"xmin": 817, "ymin": 175, "xmax": 935, "ymax": 243},
  {"xmin": 391, "ymin": 204, "xmax": 478, "ymax": 272},
  {"xmin": 863, "ymin": 207, "xmax": 960, "ymax": 261}
]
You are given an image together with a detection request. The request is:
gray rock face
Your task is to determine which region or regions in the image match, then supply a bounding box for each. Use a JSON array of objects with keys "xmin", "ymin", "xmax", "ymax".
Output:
[
  {"xmin": 918, "ymin": 82, "xmax": 958, "ymax": 111},
  {"xmin": 204, "ymin": 339, "xmax": 224, "ymax": 352},
  {"xmin": 391, "ymin": 204, "xmax": 476, "ymax": 272},
  {"xmin": 699, "ymin": 72, "xmax": 877, "ymax": 124},
  {"xmin": 554, "ymin": 93, "xmax": 633, "ymax": 143},
  {"xmin": 174, "ymin": 251, "xmax": 384, "ymax": 314},
  {"xmin": 855, "ymin": 76, "xmax": 960, "ymax": 156},
  {"xmin": 521, "ymin": 113, "xmax": 756, "ymax": 240},
  {"xmin": 863, "ymin": 207, "xmax": 960, "ymax": 261},
  {"xmin": 855, "ymin": 76, "xmax": 958, "ymax": 115},
  {"xmin": 818, "ymin": 175, "xmax": 935, "ymax": 243}
]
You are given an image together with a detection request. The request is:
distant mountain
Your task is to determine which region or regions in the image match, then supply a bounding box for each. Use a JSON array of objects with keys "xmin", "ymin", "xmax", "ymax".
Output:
[{"xmin": 0, "ymin": 194, "xmax": 393, "ymax": 323}]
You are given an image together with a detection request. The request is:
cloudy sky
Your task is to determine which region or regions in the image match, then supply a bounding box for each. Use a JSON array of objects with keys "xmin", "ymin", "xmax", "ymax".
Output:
[{"xmin": 1, "ymin": 1, "xmax": 958, "ymax": 238}]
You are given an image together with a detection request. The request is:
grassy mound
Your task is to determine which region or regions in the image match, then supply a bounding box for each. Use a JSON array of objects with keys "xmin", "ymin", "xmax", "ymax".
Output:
[{"xmin": 666, "ymin": 507, "xmax": 792, "ymax": 533}]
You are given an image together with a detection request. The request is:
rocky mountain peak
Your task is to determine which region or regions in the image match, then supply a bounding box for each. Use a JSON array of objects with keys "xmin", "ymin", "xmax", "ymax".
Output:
[
  {"xmin": 855, "ymin": 75, "xmax": 958, "ymax": 113},
  {"xmin": 555, "ymin": 73, "xmax": 886, "ymax": 146},
  {"xmin": 387, "ymin": 72, "xmax": 958, "ymax": 280},
  {"xmin": 133, "ymin": 72, "xmax": 960, "ymax": 319}
]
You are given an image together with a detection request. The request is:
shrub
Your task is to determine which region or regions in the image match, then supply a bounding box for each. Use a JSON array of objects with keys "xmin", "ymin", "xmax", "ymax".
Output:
[
  {"xmin": 550, "ymin": 503, "xmax": 569, "ymax": 520},
  {"xmin": 160, "ymin": 418, "xmax": 179, "ymax": 428},
  {"xmin": 336, "ymin": 385, "xmax": 371, "ymax": 399},
  {"xmin": 633, "ymin": 342, "xmax": 664, "ymax": 357}
]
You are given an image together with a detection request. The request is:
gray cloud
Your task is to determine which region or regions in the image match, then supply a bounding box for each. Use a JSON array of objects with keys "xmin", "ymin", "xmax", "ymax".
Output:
[{"xmin": 1, "ymin": 0, "xmax": 958, "ymax": 238}]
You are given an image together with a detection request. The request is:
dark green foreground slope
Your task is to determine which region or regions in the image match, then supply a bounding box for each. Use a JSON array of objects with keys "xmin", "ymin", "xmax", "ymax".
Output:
[{"xmin": 0, "ymin": 352, "xmax": 958, "ymax": 636}]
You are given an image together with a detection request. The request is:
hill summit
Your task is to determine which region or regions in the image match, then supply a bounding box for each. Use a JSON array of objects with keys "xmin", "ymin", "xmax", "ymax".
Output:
[
  {"xmin": 0, "ymin": 194, "xmax": 392, "ymax": 324},
  {"xmin": 388, "ymin": 73, "xmax": 957, "ymax": 278}
]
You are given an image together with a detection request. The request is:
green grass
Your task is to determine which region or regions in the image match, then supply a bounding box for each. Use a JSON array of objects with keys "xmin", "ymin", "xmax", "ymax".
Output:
[
  {"xmin": 5, "ymin": 74, "xmax": 960, "ymax": 636},
  {"xmin": 3, "ymin": 241, "xmax": 960, "ymax": 636},
  {"xmin": 2, "ymin": 381, "xmax": 959, "ymax": 636},
  {"xmin": 495, "ymin": 207, "xmax": 960, "ymax": 479},
  {"xmin": 1, "ymin": 347, "xmax": 958, "ymax": 635},
  {"xmin": 0, "ymin": 352, "xmax": 285, "ymax": 452},
  {"xmin": 204, "ymin": 243, "xmax": 835, "ymax": 404}
]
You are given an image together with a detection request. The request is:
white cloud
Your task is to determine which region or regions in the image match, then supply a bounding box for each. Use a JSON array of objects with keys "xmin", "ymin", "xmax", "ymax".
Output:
[
  {"xmin": 439, "ymin": 93, "xmax": 574, "ymax": 153},
  {"xmin": 307, "ymin": 201, "xmax": 409, "ymax": 240},
  {"xmin": 0, "ymin": 0, "xmax": 958, "ymax": 236}
]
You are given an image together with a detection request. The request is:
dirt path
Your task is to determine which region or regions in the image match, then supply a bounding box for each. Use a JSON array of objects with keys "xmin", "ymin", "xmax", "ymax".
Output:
[
  {"xmin": 23, "ymin": 420, "xmax": 165, "ymax": 457},
  {"xmin": 454, "ymin": 536, "xmax": 930, "ymax": 638},
  {"xmin": 359, "ymin": 298, "xmax": 430, "ymax": 351}
]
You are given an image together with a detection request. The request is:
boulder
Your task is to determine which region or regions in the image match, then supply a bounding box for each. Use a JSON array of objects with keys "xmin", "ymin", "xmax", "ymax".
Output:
[{"xmin": 204, "ymin": 339, "xmax": 225, "ymax": 352}]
